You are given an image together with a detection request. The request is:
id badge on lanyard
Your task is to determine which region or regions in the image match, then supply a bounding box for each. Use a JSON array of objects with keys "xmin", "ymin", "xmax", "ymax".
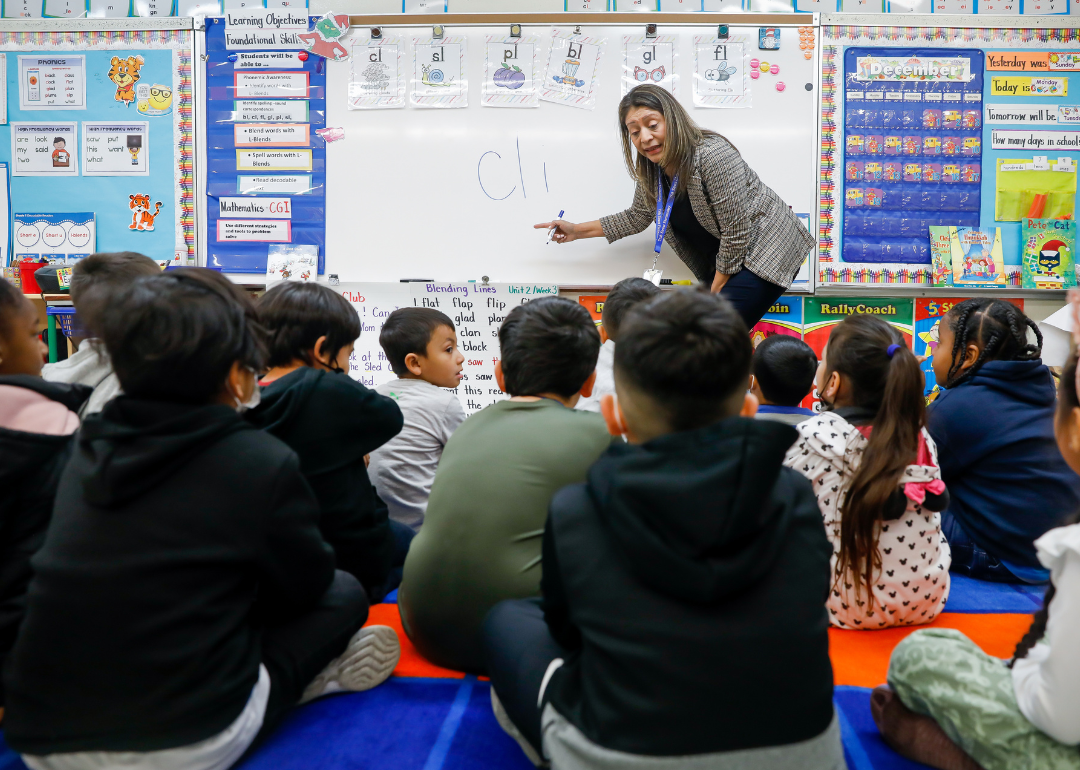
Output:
[{"xmin": 644, "ymin": 173, "xmax": 678, "ymax": 287}]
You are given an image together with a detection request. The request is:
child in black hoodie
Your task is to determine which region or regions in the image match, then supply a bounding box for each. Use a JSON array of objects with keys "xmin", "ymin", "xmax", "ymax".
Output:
[
  {"xmin": 248, "ymin": 282, "xmax": 406, "ymax": 601},
  {"xmin": 0, "ymin": 279, "xmax": 89, "ymax": 711},
  {"xmin": 4, "ymin": 269, "xmax": 398, "ymax": 769},
  {"xmin": 482, "ymin": 289, "xmax": 842, "ymax": 769}
]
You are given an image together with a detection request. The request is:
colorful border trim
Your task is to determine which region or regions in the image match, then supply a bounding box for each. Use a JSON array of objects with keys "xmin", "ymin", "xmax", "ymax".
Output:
[
  {"xmin": 819, "ymin": 44, "xmax": 837, "ymax": 276},
  {"xmin": 819, "ymin": 265, "xmax": 1022, "ymax": 286},
  {"xmin": 823, "ymin": 25, "xmax": 1080, "ymax": 45}
]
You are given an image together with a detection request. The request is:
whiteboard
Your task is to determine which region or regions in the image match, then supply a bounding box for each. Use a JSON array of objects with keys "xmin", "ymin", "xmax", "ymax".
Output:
[{"xmin": 322, "ymin": 18, "xmax": 819, "ymax": 285}]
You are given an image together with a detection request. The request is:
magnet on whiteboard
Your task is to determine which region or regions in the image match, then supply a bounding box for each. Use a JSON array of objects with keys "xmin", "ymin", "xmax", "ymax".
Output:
[
  {"xmin": 770, "ymin": 64, "xmax": 779, "ymax": 74},
  {"xmin": 751, "ymin": 70, "xmax": 760, "ymax": 80},
  {"xmin": 298, "ymin": 51, "xmax": 309, "ymax": 61},
  {"xmin": 776, "ymin": 82, "xmax": 786, "ymax": 91},
  {"xmin": 227, "ymin": 53, "xmax": 238, "ymax": 62},
  {"xmin": 750, "ymin": 57, "xmax": 759, "ymax": 69},
  {"xmin": 759, "ymin": 61, "xmax": 769, "ymax": 72}
]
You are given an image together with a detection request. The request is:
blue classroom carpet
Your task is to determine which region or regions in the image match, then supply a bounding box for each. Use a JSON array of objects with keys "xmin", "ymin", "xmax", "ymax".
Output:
[{"xmin": 944, "ymin": 573, "xmax": 1045, "ymax": 614}]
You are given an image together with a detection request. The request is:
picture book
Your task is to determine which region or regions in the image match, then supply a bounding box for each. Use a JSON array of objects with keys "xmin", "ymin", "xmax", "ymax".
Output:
[
  {"xmin": 951, "ymin": 227, "xmax": 1006, "ymax": 288},
  {"xmin": 928, "ymin": 226, "xmax": 952, "ymax": 287},
  {"xmin": 915, "ymin": 297, "xmax": 1023, "ymax": 404},
  {"xmin": 801, "ymin": 297, "xmax": 914, "ymax": 411},
  {"xmin": 750, "ymin": 296, "xmax": 803, "ymax": 348},
  {"xmin": 1022, "ymin": 217, "xmax": 1077, "ymax": 290}
]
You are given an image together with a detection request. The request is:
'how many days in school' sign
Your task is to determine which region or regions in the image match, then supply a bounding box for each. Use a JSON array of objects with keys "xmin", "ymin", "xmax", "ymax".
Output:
[{"xmin": 336, "ymin": 282, "xmax": 558, "ymax": 415}]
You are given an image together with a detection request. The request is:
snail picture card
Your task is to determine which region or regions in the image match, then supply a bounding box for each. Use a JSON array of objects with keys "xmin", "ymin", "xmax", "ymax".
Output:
[
  {"xmin": 482, "ymin": 36, "xmax": 541, "ymax": 108},
  {"xmin": 411, "ymin": 36, "xmax": 467, "ymax": 108},
  {"xmin": 622, "ymin": 36, "xmax": 678, "ymax": 96},
  {"xmin": 693, "ymin": 36, "xmax": 750, "ymax": 108},
  {"xmin": 540, "ymin": 31, "xmax": 606, "ymax": 110},
  {"xmin": 348, "ymin": 32, "xmax": 405, "ymax": 109}
]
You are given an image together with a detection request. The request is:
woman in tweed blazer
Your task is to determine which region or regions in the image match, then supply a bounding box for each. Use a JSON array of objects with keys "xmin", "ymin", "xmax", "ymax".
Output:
[{"xmin": 536, "ymin": 85, "xmax": 814, "ymax": 327}]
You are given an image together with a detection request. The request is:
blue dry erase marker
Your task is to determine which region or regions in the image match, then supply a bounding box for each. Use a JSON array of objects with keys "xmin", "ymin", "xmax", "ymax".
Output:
[{"xmin": 546, "ymin": 211, "xmax": 565, "ymax": 245}]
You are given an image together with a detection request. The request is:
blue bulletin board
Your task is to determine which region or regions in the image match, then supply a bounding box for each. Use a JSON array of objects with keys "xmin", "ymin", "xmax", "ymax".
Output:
[
  {"xmin": 203, "ymin": 16, "xmax": 326, "ymax": 274},
  {"xmin": 0, "ymin": 27, "xmax": 192, "ymax": 268},
  {"xmin": 820, "ymin": 27, "xmax": 1080, "ymax": 288}
]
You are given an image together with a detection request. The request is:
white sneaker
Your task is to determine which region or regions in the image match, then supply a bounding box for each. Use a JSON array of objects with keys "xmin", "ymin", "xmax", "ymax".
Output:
[
  {"xmin": 300, "ymin": 625, "xmax": 400, "ymax": 703},
  {"xmin": 491, "ymin": 688, "xmax": 549, "ymax": 768}
]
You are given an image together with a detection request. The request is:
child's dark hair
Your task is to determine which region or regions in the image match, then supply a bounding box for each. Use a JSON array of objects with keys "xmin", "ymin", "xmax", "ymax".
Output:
[
  {"xmin": 380, "ymin": 307, "xmax": 456, "ymax": 376},
  {"xmin": 101, "ymin": 268, "xmax": 265, "ymax": 405},
  {"xmin": 0, "ymin": 278, "xmax": 24, "ymax": 324},
  {"xmin": 257, "ymin": 282, "xmax": 360, "ymax": 369},
  {"xmin": 69, "ymin": 251, "xmax": 160, "ymax": 336},
  {"xmin": 825, "ymin": 315, "xmax": 925, "ymax": 604},
  {"xmin": 752, "ymin": 335, "xmax": 817, "ymax": 407},
  {"xmin": 615, "ymin": 289, "xmax": 751, "ymax": 432},
  {"xmin": 498, "ymin": 296, "xmax": 600, "ymax": 398},
  {"xmin": 1011, "ymin": 351, "xmax": 1080, "ymax": 666},
  {"xmin": 601, "ymin": 277, "xmax": 660, "ymax": 342},
  {"xmin": 942, "ymin": 298, "xmax": 1042, "ymax": 388}
]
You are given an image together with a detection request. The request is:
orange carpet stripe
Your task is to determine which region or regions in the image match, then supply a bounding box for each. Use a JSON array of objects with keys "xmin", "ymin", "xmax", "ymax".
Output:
[
  {"xmin": 369, "ymin": 604, "xmax": 1033, "ymax": 689},
  {"xmin": 829, "ymin": 612, "xmax": 1034, "ymax": 688}
]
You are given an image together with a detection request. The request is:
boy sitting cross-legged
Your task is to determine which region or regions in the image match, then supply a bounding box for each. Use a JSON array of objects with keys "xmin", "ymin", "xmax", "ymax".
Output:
[
  {"xmin": 369, "ymin": 307, "xmax": 467, "ymax": 532},
  {"xmin": 482, "ymin": 289, "xmax": 843, "ymax": 769},
  {"xmin": 399, "ymin": 296, "xmax": 611, "ymax": 673},
  {"xmin": 5, "ymin": 269, "xmax": 397, "ymax": 770}
]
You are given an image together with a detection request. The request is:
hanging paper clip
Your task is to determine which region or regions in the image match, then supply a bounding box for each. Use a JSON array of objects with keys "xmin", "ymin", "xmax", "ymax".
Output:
[
  {"xmin": 646, "ymin": 23, "xmax": 657, "ymax": 38},
  {"xmin": 433, "ymin": 24, "xmax": 444, "ymax": 40},
  {"xmin": 370, "ymin": 27, "xmax": 382, "ymax": 39},
  {"xmin": 510, "ymin": 23, "xmax": 521, "ymax": 38}
]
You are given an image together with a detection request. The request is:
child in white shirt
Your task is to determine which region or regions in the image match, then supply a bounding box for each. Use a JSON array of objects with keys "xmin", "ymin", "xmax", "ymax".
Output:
[
  {"xmin": 369, "ymin": 308, "xmax": 466, "ymax": 530},
  {"xmin": 871, "ymin": 295, "xmax": 1080, "ymax": 770},
  {"xmin": 575, "ymin": 277, "xmax": 658, "ymax": 414},
  {"xmin": 784, "ymin": 314, "xmax": 950, "ymax": 630}
]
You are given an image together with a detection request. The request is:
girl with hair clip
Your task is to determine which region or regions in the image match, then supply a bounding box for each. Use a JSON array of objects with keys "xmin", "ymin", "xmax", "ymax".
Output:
[
  {"xmin": 928, "ymin": 298, "xmax": 1080, "ymax": 584},
  {"xmin": 870, "ymin": 292, "xmax": 1080, "ymax": 770},
  {"xmin": 784, "ymin": 315, "xmax": 951, "ymax": 629}
]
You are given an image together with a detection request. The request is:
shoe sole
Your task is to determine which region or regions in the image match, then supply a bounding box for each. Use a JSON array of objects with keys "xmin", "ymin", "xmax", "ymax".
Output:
[{"xmin": 335, "ymin": 625, "xmax": 400, "ymax": 692}]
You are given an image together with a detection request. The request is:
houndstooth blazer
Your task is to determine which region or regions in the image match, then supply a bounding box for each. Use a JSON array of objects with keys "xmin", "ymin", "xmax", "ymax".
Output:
[{"xmin": 599, "ymin": 134, "xmax": 815, "ymax": 288}]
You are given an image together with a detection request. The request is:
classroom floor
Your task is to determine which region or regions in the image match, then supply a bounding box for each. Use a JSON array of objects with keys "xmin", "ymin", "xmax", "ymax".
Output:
[{"xmin": 0, "ymin": 575, "xmax": 1045, "ymax": 770}]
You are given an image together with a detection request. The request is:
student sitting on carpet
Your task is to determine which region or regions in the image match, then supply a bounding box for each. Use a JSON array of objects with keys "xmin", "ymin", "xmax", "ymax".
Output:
[
  {"xmin": 483, "ymin": 290, "xmax": 843, "ymax": 769},
  {"xmin": 400, "ymin": 297, "xmax": 610, "ymax": 673},
  {"xmin": 575, "ymin": 276, "xmax": 658, "ymax": 413},
  {"xmin": 785, "ymin": 315, "xmax": 951, "ymax": 630},
  {"xmin": 0, "ymin": 279, "xmax": 90, "ymax": 712},
  {"xmin": 928, "ymin": 298, "xmax": 1080, "ymax": 584},
  {"xmin": 248, "ymin": 282, "xmax": 407, "ymax": 602},
  {"xmin": 751, "ymin": 334, "xmax": 817, "ymax": 425},
  {"xmin": 872, "ymin": 311, "xmax": 1080, "ymax": 770},
  {"xmin": 368, "ymin": 307, "xmax": 466, "ymax": 531},
  {"xmin": 41, "ymin": 251, "xmax": 160, "ymax": 417},
  {"xmin": 4, "ymin": 269, "xmax": 398, "ymax": 770}
]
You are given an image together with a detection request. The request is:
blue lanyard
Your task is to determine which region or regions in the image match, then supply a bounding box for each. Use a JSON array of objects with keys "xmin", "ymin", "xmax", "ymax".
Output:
[{"xmin": 655, "ymin": 173, "xmax": 679, "ymax": 255}]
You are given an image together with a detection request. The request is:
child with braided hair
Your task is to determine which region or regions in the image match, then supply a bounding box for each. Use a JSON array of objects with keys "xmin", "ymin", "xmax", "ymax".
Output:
[
  {"xmin": 784, "ymin": 315, "xmax": 951, "ymax": 630},
  {"xmin": 870, "ymin": 309, "xmax": 1080, "ymax": 770},
  {"xmin": 928, "ymin": 298, "xmax": 1080, "ymax": 584}
]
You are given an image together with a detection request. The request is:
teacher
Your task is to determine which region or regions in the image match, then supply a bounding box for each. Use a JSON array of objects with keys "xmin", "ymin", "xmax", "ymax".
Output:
[{"xmin": 535, "ymin": 84, "xmax": 814, "ymax": 328}]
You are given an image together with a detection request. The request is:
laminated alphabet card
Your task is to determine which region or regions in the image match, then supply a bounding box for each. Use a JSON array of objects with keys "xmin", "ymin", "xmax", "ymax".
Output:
[
  {"xmin": 411, "ymin": 36, "xmax": 467, "ymax": 108},
  {"xmin": 540, "ymin": 31, "xmax": 606, "ymax": 110},
  {"xmin": 348, "ymin": 33, "xmax": 404, "ymax": 109},
  {"xmin": 483, "ymin": 35, "xmax": 541, "ymax": 108},
  {"xmin": 693, "ymin": 36, "xmax": 749, "ymax": 108},
  {"xmin": 622, "ymin": 35, "xmax": 678, "ymax": 96}
]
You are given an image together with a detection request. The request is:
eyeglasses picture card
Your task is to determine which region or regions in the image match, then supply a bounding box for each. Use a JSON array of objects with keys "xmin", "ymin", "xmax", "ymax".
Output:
[{"xmin": 622, "ymin": 35, "xmax": 678, "ymax": 96}]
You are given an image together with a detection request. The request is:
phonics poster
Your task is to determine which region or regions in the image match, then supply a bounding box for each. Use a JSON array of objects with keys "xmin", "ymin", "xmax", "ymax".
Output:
[{"xmin": 0, "ymin": 34, "xmax": 191, "ymax": 267}]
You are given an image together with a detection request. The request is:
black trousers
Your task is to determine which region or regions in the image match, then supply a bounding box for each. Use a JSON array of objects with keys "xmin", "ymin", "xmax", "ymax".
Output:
[
  {"xmin": 253, "ymin": 570, "xmax": 370, "ymax": 749},
  {"xmin": 718, "ymin": 268, "xmax": 788, "ymax": 329},
  {"xmin": 482, "ymin": 598, "xmax": 567, "ymax": 757}
]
